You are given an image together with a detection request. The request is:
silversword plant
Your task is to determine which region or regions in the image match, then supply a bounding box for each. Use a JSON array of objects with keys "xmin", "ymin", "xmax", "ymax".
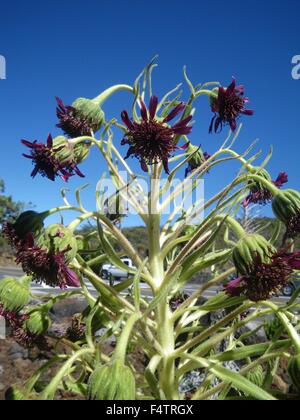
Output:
[{"xmin": 1, "ymin": 59, "xmax": 300, "ymax": 400}]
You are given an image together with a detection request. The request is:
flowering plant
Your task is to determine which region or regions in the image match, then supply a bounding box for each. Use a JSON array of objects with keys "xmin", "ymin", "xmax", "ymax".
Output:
[{"xmin": 2, "ymin": 59, "xmax": 300, "ymax": 400}]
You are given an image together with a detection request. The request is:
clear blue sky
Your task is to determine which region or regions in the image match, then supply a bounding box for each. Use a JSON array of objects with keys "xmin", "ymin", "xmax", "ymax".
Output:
[{"xmin": 0, "ymin": 0, "xmax": 299, "ymax": 226}]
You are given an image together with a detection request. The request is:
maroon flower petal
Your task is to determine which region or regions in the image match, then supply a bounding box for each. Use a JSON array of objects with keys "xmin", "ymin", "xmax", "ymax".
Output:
[
  {"xmin": 139, "ymin": 98, "xmax": 148, "ymax": 121},
  {"xmin": 149, "ymin": 96, "xmax": 158, "ymax": 120},
  {"xmin": 140, "ymin": 160, "xmax": 148, "ymax": 172},
  {"xmin": 274, "ymin": 172, "xmax": 288, "ymax": 187},
  {"xmin": 21, "ymin": 140, "xmax": 36, "ymax": 148},
  {"xmin": 229, "ymin": 119, "xmax": 237, "ymax": 132},
  {"xmin": 178, "ymin": 142, "xmax": 190, "ymax": 151},
  {"xmin": 163, "ymin": 103, "xmax": 186, "ymax": 123},
  {"xmin": 64, "ymin": 267, "xmax": 81, "ymax": 288},
  {"xmin": 163, "ymin": 159, "xmax": 170, "ymax": 175},
  {"xmin": 125, "ymin": 146, "xmax": 135, "ymax": 160},
  {"xmin": 172, "ymin": 115, "xmax": 193, "ymax": 130},
  {"xmin": 242, "ymin": 109, "xmax": 254, "ymax": 116},
  {"xmin": 46, "ymin": 134, "xmax": 53, "ymax": 148},
  {"xmin": 224, "ymin": 277, "xmax": 245, "ymax": 297},
  {"xmin": 121, "ymin": 110, "xmax": 134, "ymax": 130}
]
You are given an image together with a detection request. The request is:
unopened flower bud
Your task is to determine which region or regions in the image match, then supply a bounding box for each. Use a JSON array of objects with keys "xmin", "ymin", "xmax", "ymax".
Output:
[
  {"xmin": 272, "ymin": 189, "xmax": 300, "ymax": 225},
  {"xmin": 246, "ymin": 365, "xmax": 265, "ymax": 387},
  {"xmin": 88, "ymin": 360, "xmax": 136, "ymax": 400},
  {"xmin": 232, "ymin": 234, "xmax": 276, "ymax": 275},
  {"xmin": 24, "ymin": 306, "xmax": 52, "ymax": 335},
  {"xmin": 209, "ymin": 80, "xmax": 254, "ymax": 133},
  {"xmin": 53, "ymin": 136, "xmax": 90, "ymax": 165},
  {"xmin": 0, "ymin": 276, "xmax": 30, "ymax": 311}
]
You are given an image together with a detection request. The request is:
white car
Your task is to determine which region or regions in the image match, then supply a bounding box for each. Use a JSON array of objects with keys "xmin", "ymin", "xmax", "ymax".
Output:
[{"xmin": 100, "ymin": 257, "xmax": 136, "ymax": 286}]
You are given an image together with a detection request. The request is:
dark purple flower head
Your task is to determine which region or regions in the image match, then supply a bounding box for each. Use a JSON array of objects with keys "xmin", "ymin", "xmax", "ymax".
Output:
[
  {"xmin": 121, "ymin": 96, "xmax": 192, "ymax": 174},
  {"xmin": 243, "ymin": 171, "xmax": 288, "ymax": 207},
  {"xmin": 224, "ymin": 250, "xmax": 300, "ymax": 302},
  {"xmin": 22, "ymin": 134, "xmax": 84, "ymax": 182},
  {"xmin": 56, "ymin": 97, "xmax": 104, "ymax": 138},
  {"xmin": 0, "ymin": 304, "xmax": 28, "ymax": 329},
  {"xmin": 209, "ymin": 79, "xmax": 254, "ymax": 134},
  {"xmin": 56, "ymin": 98, "xmax": 92, "ymax": 138},
  {"xmin": 0, "ymin": 304, "xmax": 48, "ymax": 350},
  {"xmin": 13, "ymin": 327, "xmax": 50, "ymax": 350},
  {"xmin": 285, "ymin": 212, "xmax": 300, "ymax": 240},
  {"xmin": 15, "ymin": 234, "xmax": 80, "ymax": 289},
  {"xmin": 66, "ymin": 315, "xmax": 86, "ymax": 342},
  {"xmin": 169, "ymin": 292, "xmax": 190, "ymax": 311}
]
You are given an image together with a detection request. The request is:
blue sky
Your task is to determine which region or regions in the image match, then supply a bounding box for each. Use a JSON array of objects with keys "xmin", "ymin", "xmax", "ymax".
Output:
[{"xmin": 0, "ymin": 0, "xmax": 299, "ymax": 226}]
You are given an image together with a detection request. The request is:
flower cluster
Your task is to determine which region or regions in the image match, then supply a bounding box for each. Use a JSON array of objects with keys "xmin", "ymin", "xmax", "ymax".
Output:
[
  {"xmin": 225, "ymin": 250, "xmax": 300, "ymax": 301},
  {"xmin": 121, "ymin": 96, "xmax": 192, "ymax": 174},
  {"xmin": 243, "ymin": 172, "xmax": 288, "ymax": 207},
  {"xmin": 272, "ymin": 189, "xmax": 300, "ymax": 240},
  {"xmin": 56, "ymin": 97, "xmax": 94, "ymax": 138},
  {"xmin": 56, "ymin": 97, "xmax": 104, "ymax": 138},
  {"xmin": 0, "ymin": 304, "xmax": 49, "ymax": 349},
  {"xmin": 66, "ymin": 315, "xmax": 86, "ymax": 342},
  {"xmin": 3, "ymin": 221, "xmax": 80, "ymax": 290},
  {"xmin": 0, "ymin": 304, "xmax": 28, "ymax": 329},
  {"xmin": 169, "ymin": 292, "xmax": 189, "ymax": 311},
  {"xmin": 15, "ymin": 233, "xmax": 80, "ymax": 289},
  {"xmin": 22, "ymin": 134, "xmax": 85, "ymax": 182},
  {"xmin": 209, "ymin": 79, "xmax": 254, "ymax": 133}
]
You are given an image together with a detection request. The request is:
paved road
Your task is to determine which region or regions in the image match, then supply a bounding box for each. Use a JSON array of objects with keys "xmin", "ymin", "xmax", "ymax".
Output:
[{"xmin": 0, "ymin": 266, "xmax": 295, "ymax": 305}]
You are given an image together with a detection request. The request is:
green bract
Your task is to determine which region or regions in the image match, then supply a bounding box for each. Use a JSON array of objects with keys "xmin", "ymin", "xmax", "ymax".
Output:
[
  {"xmin": 24, "ymin": 306, "xmax": 52, "ymax": 335},
  {"xmin": 88, "ymin": 360, "xmax": 136, "ymax": 400},
  {"xmin": 232, "ymin": 234, "xmax": 276, "ymax": 275},
  {"xmin": 37, "ymin": 224, "xmax": 78, "ymax": 262},
  {"xmin": 0, "ymin": 276, "xmax": 30, "ymax": 311},
  {"xmin": 53, "ymin": 136, "xmax": 91, "ymax": 166},
  {"xmin": 246, "ymin": 365, "xmax": 265, "ymax": 387},
  {"xmin": 72, "ymin": 98, "xmax": 104, "ymax": 134},
  {"xmin": 272, "ymin": 189, "xmax": 300, "ymax": 224}
]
